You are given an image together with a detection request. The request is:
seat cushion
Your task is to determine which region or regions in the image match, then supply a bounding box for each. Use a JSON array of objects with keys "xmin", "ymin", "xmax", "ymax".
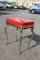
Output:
[{"xmin": 6, "ymin": 18, "xmax": 34, "ymax": 26}]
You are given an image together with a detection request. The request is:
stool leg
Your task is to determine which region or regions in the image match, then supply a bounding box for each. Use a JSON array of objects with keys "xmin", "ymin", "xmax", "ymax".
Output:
[
  {"xmin": 28, "ymin": 27, "xmax": 34, "ymax": 49},
  {"xmin": 5, "ymin": 24, "xmax": 9, "ymax": 44},
  {"xmin": 16, "ymin": 28, "xmax": 18, "ymax": 41},
  {"xmin": 19, "ymin": 27, "xmax": 23, "ymax": 54}
]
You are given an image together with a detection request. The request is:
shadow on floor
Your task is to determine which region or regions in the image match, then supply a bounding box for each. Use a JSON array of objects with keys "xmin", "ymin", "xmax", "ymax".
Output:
[
  {"xmin": 20, "ymin": 34, "xmax": 40, "ymax": 54},
  {"xmin": 5, "ymin": 33, "xmax": 40, "ymax": 54}
]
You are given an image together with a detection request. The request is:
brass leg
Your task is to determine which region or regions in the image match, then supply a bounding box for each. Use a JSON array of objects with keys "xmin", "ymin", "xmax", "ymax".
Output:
[
  {"xmin": 16, "ymin": 28, "xmax": 18, "ymax": 41},
  {"xmin": 19, "ymin": 27, "xmax": 23, "ymax": 54},
  {"xmin": 5, "ymin": 24, "xmax": 9, "ymax": 44},
  {"xmin": 28, "ymin": 27, "xmax": 34, "ymax": 49}
]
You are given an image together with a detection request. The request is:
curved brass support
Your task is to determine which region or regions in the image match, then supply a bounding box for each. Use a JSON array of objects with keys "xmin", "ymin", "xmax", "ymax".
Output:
[
  {"xmin": 5, "ymin": 24, "xmax": 9, "ymax": 44},
  {"xmin": 19, "ymin": 27, "xmax": 23, "ymax": 54},
  {"xmin": 16, "ymin": 28, "xmax": 19, "ymax": 41},
  {"xmin": 28, "ymin": 27, "xmax": 35, "ymax": 49}
]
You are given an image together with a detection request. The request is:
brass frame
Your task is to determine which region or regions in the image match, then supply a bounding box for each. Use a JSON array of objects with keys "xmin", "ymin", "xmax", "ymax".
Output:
[{"xmin": 5, "ymin": 22, "xmax": 34, "ymax": 54}]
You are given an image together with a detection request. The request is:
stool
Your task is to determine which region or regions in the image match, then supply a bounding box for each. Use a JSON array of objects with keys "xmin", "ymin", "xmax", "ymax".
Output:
[{"xmin": 5, "ymin": 18, "xmax": 34, "ymax": 54}]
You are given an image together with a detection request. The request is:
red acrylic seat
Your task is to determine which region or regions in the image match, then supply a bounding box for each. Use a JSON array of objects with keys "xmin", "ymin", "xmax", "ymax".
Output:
[{"xmin": 6, "ymin": 18, "xmax": 34, "ymax": 26}]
